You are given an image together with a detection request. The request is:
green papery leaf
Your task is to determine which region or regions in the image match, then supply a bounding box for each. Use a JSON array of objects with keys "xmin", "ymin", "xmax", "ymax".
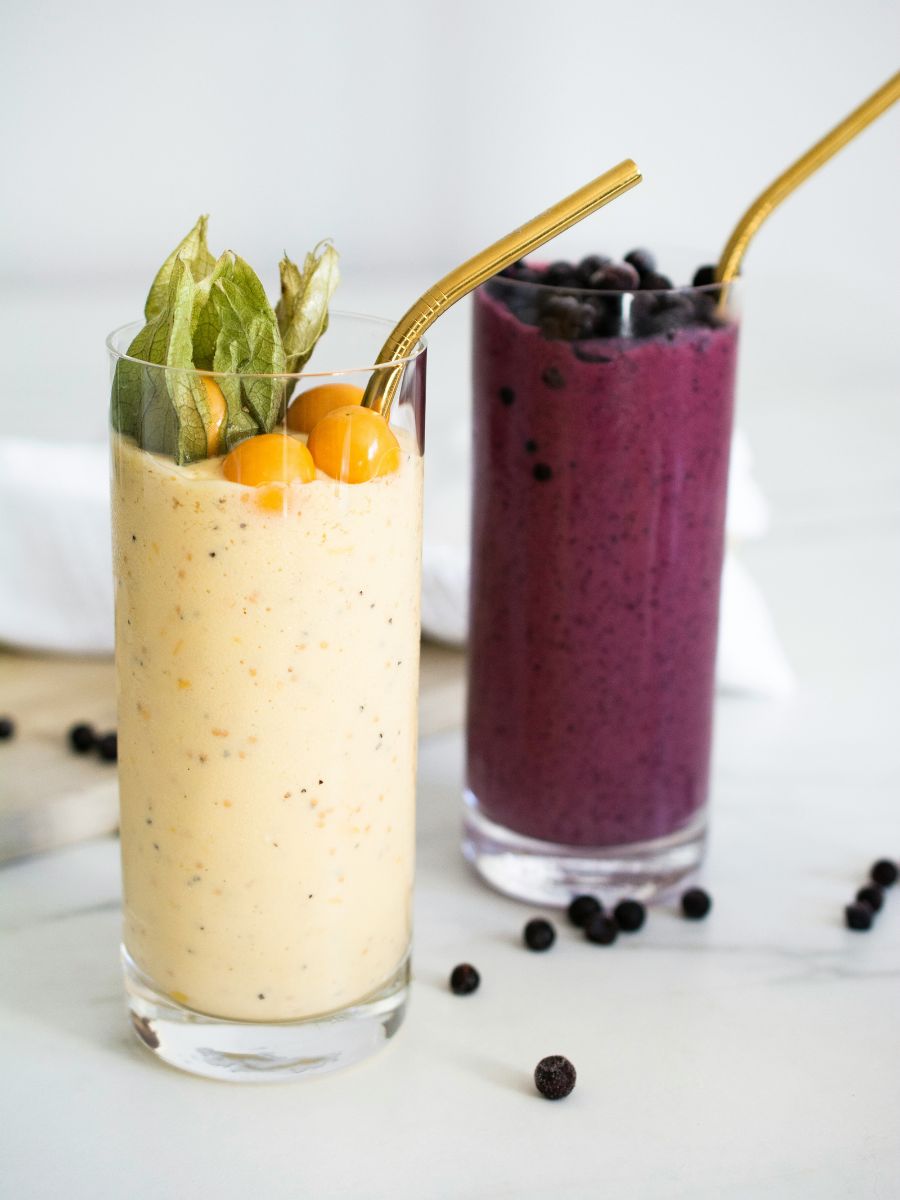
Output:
[
  {"xmin": 276, "ymin": 241, "xmax": 340, "ymax": 375},
  {"xmin": 112, "ymin": 254, "xmax": 211, "ymax": 465},
  {"xmin": 209, "ymin": 252, "xmax": 286, "ymax": 439},
  {"xmin": 144, "ymin": 215, "xmax": 216, "ymax": 323}
]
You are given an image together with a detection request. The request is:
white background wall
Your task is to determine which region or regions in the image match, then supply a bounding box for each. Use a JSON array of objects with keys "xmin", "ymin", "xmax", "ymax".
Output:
[
  {"xmin": 0, "ymin": 0, "xmax": 897, "ymax": 538},
  {"xmin": 3, "ymin": 0, "xmax": 898, "ymax": 289}
]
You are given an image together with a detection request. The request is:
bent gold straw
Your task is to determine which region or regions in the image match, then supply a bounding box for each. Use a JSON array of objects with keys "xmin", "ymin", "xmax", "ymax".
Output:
[
  {"xmin": 716, "ymin": 70, "xmax": 900, "ymax": 286},
  {"xmin": 362, "ymin": 159, "xmax": 642, "ymax": 417}
]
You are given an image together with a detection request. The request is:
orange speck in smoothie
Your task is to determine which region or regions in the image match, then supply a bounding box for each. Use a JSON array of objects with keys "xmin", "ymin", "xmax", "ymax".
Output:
[
  {"xmin": 211, "ymin": 729, "xmax": 229, "ymax": 738},
  {"xmin": 222, "ymin": 800, "xmax": 232, "ymax": 809},
  {"xmin": 177, "ymin": 679, "xmax": 191, "ymax": 690},
  {"xmin": 170, "ymin": 990, "xmax": 189, "ymax": 1004}
]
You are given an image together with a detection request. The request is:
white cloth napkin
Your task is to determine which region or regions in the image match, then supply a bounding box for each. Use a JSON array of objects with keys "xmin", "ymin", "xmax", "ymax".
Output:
[
  {"xmin": 0, "ymin": 440, "xmax": 114, "ymax": 655},
  {"xmin": 0, "ymin": 432, "xmax": 793, "ymax": 697}
]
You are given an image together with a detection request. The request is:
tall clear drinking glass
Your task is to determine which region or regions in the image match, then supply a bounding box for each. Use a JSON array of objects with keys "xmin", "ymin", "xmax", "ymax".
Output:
[
  {"xmin": 464, "ymin": 270, "xmax": 739, "ymax": 904},
  {"xmin": 107, "ymin": 314, "xmax": 425, "ymax": 1081}
]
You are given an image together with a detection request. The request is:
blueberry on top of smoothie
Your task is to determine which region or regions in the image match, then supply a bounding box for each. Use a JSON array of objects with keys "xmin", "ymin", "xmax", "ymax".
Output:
[
  {"xmin": 624, "ymin": 248, "xmax": 656, "ymax": 277},
  {"xmin": 588, "ymin": 262, "xmax": 640, "ymax": 291},
  {"xmin": 543, "ymin": 261, "xmax": 580, "ymax": 288},
  {"xmin": 692, "ymin": 264, "xmax": 717, "ymax": 288}
]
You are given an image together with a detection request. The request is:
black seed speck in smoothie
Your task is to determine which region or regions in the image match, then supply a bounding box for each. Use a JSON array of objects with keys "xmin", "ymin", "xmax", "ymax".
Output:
[
  {"xmin": 541, "ymin": 366, "xmax": 565, "ymax": 389},
  {"xmin": 500, "ymin": 386, "xmax": 515, "ymax": 406},
  {"xmin": 533, "ymin": 463, "xmax": 553, "ymax": 482}
]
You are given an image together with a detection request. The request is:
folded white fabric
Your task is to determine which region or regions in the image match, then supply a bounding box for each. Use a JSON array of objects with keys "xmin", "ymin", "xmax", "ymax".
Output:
[
  {"xmin": 0, "ymin": 431, "xmax": 793, "ymax": 697},
  {"xmin": 0, "ymin": 440, "xmax": 114, "ymax": 654}
]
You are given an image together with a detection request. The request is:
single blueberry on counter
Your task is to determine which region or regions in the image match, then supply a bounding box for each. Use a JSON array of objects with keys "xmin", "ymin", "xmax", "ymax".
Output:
[
  {"xmin": 681, "ymin": 887, "xmax": 713, "ymax": 920},
  {"xmin": 524, "ymin": 918, "xmax": 556, "ymax": 951},
  {"xmin": 613, "ymin": 899, "xmax": 646, "ymax": 932},
  {"xmin": 69, "ymin": 722, "xmax": 96, "ymax": 754},
  {"xmin": 97, "ymin": 731, "xmax": 118, "ymax": 762},
  {"xmin": 567, "ymin": 895, "xmax": 601, "ymax": 928},
  {"xmin": 449, "ymin": 963, "xmax": 480, "ymax": 995},
  {"xmin": 584, "ymin": 913, "xmax": 618, "ymax": 945},
  {"xmin": 870, "ymin": 859, "xmax": 898, "ymax": 888},
  {"xmin": 845, "ymin": 902, "xmax": 874, "ymax": 931},
  {"xmin": 534, "ymin": 1055, "xmax": 577, "ymax": 1100},
  {"xmin": 0, "ymin": 716, "xmax": 15, "ymax": 741},
  {"xmin": 856, "ymin": 884, "xmax": 884, "ymax": 912}
]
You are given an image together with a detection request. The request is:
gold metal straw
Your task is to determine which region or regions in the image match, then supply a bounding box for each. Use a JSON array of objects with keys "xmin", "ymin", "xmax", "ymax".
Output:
[
  {"xmin": 363, "ymin": 159, "xmax": 642, "ymax": 416},
  {"xmin": 716, "ymin": 70, "xmax": 900, "ymax": 284}
]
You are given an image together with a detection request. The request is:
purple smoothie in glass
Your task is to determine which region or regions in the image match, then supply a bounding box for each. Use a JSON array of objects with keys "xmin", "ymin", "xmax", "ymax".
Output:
[{"xmin": 466, "ymin": 262, "xmax": 739, "ymax": 856}]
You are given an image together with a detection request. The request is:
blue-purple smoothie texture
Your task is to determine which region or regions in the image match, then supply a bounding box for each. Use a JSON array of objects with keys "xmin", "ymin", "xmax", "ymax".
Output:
[{"xmin": 466, "ymin": 283, "xmax": 739, "ymax": 846}]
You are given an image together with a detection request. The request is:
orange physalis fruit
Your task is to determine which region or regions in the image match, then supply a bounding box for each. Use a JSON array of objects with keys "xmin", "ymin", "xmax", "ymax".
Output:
[
  {"xmin": 200, "ymin": 377, "xmax": 227, "ymax": 456},
  {"xmin": 222, "ymin": 433, "xmax": 315, "ymax": 488},
  {"xmin": 286, "ymin": 383, "xmax": 364, "ymax": 435},
  {"xmin": 307, "ymin": 406, "xmax": 401, "ymax": 483}
]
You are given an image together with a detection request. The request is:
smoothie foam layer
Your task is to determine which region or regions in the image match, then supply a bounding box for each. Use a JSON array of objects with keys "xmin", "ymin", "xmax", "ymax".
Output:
[
  {"xmin": 467, "ymin": 286, "xmax": 738, "ymax": 847},
  {"xmin": 113, "ymin": 431, "xmax": 422, "ymax": 1021}
]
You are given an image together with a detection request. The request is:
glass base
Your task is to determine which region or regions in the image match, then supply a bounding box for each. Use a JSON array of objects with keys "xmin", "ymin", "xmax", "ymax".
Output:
[
  {"xmin": 462, "ymin": 791, "xmax": 707, "ymax": 906},
  {"xmin": 122, "ymin": 946, "xmax": 409, "ymax": 1083}
]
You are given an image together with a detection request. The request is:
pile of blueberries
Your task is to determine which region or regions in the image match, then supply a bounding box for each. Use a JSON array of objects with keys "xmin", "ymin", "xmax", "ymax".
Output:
[
  {"xmin": 488, "ymin": 249, "xmax": 724, "ymax": 344},
  {"xmin": 845, "ymin": 859, "xmax": 898, "ymax": 930}
]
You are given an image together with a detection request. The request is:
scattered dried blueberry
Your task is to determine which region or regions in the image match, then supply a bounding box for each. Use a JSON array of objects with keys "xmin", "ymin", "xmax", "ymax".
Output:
[
  {"xmin": 870, "ymin": 859, "xmax": 898, "ymax": 888},
  {"xmin": 69, "ymin": 723, "xmax": 96, "ymax": 754},
  {"xmin": 0, "ymin": 716, "xmax": 15, "ymax": 741},
  {"xmin": 449, "ymin": 963, "xmax": 480, "ymax": 995},
  {"xmin": 681, "ymin": 887, "xmax": 713, "ymax": 920},
  {"xmin": 534, "ymin": 1055, "xmax": 576, "ymax": 1100},
  {"xmin": 97, "ymin": 731, "xmax": 118, "ymax": 763},
  {"xmin": 845, "ymin": 902, "xmax": 873, "ymax": 932},
  {"xmin": 567, "ymin": 895, "xmax": 602, "ymax": 928},
  {"xmin": 856, "ymin": 884, "xmax": 884, "ymax": 913},
  {"xmin": 584, "ymin": 913, "xmax": 618, "ymax": 945},
  {"xmin": 613, "ymin": 899, "xmax": 646, "ymax": 933},
  {"xmin": 692, "ymin": 264, "xmax": 717, "ymax": 288},
  {"xmin": 524, "ymin": 918, "xmax": 556, "ymax": 952},
  {"xmin": 624, "ymin": 248, "xmax": 656, "ymax": 276}
]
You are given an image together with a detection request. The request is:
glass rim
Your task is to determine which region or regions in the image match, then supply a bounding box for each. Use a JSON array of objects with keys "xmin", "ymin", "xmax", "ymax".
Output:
[
  {"xmin": 485, "ymin": 275, "xmax": 736, "ymax": 299},
  {"xmin": 106, "ymin": 309, "xmax": 427, "ymax": 380}
]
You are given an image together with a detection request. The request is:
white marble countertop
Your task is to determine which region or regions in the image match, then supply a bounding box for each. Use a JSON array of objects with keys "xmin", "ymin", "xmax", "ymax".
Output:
[{"xmin": 1, "ymin": 270, "xmax": 899, "ymax": 1197}]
